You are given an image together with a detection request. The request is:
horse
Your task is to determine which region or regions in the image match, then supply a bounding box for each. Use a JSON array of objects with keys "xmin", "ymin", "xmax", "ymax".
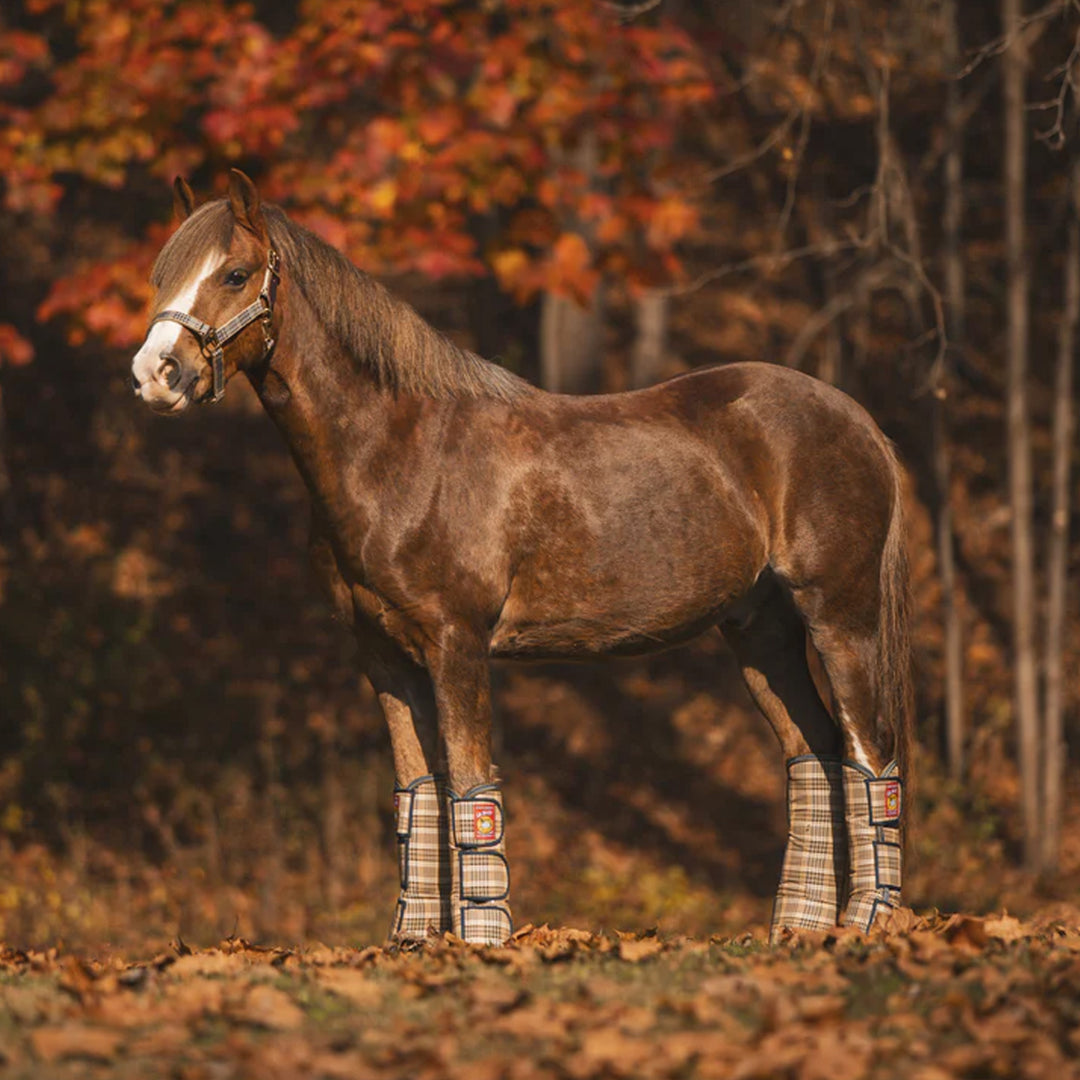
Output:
[{"xmin": 131, "ymin": 169, "xmax": 912, "ymax": 945}]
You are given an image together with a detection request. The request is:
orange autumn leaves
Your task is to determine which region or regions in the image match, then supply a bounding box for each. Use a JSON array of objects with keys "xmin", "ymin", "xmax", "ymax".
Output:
[
  {"xmin": 4, "ymin": 911, "xmax": 1080, "ymax": 1077},
  {"xmin": 0, "ymin": 0, "xmax": 713, "ymax": 358}
]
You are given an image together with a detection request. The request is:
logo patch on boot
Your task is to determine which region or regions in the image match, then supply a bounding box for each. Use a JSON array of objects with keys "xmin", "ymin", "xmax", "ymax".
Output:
[
  {"xmin": 883, "ymin": 781, "xmax": 900, "ymax": 819},
  {"xmin": 473, "ymin": 802, "xmax": 497, "ymax": 842}
]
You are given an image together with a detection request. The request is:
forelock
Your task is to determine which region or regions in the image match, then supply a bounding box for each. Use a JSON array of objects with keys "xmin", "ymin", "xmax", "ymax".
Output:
[{"xmin": 150, "ymin": 199, "xmax": 233, "ymax": 296}]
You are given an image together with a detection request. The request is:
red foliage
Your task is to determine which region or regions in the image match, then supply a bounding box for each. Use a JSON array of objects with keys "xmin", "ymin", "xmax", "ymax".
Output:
[
  {"xmin": 0, "ymin": 323, "xmax": 34, "ymax": 366},
  {"xmin": 0, "ymin": 0, "xmax": 714, "ymax": 348}
]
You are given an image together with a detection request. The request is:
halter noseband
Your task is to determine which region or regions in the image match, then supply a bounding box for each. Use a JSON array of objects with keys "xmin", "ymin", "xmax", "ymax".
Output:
[{"xmin": 149, "ymin": 247, "xmax": 281, "ymax": 403}]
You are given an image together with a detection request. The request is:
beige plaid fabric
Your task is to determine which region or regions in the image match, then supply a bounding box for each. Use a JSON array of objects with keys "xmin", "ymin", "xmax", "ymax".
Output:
[
  {"xmin": 390, "ymin": 775, "xmax": 452, "ymax": 941},
  {"xmin": 770, "ymin": 756, "xmax": 846, "ymax": 942},
  {"xmin": 448, "ymin": 784, "xmax": 512, "ymax": 945},
  {"xmin": 841, "ymin": 759, "xmax": 902, "ymax": 931}
]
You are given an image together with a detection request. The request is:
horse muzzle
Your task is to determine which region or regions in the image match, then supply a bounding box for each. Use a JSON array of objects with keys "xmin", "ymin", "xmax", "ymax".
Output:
[{"xmin": 131, "ymin": 337, "xmax": 205, "ymax": 414}]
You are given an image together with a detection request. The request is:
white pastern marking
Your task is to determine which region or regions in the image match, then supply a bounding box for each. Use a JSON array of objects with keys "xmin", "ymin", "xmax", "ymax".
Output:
[{"xmin": 132, "ymin": 251, "xmax": 226, "ymax": 387}]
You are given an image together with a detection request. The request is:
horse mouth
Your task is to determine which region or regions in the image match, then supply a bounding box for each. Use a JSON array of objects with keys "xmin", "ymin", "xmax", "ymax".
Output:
[
  {"xmin": 148, "ymin": 395, "xmax": 191, "ymax": 416},
  {"xmin": 145, "ymin": 369, "xmax": 207, "ymax": 415}
]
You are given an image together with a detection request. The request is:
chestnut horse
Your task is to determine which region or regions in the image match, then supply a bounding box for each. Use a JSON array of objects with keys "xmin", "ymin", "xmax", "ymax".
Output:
[{"xmin": 132, "ymin": 171, "xmax": 912, "ymax": 945}]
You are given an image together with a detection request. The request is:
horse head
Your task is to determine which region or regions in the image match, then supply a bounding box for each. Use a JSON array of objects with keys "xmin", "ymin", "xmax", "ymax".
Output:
[{"xmin": 131, "ymin": 169, "xmax": 280, "ymax": 413}]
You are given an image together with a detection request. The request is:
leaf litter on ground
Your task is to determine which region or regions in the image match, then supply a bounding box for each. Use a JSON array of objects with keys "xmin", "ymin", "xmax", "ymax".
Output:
[{"xmin": 2, "ymin": 909, "xmax": 1080, "ymax": 1078}]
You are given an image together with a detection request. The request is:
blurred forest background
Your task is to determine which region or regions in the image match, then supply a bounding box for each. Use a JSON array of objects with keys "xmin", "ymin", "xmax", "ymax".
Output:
[{"xmin": 0, "ymin": 0, "xmax": 1078, "ymax": 950}]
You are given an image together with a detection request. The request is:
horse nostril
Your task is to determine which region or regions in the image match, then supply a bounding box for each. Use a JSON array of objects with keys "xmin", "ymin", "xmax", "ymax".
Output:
[
  {"xmin": 156, "ymin": 355, "xmax": 182, "ymax": 390},
  {"xmin": 131, "ymin": 371, "xmax": 142, "ymax": 394}
]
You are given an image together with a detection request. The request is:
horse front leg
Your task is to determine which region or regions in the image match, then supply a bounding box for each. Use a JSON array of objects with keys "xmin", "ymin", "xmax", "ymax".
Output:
[
  {"xmin": 364, "ymin": 653, "xmax": 453, "ymax": 943},
  {"xmin": 424, "ymin": 634, "xmax": 512, "ymax": 946},
  {"xmin": 311, "ymin": 525, "xmax": 452, "ymax": 941}
]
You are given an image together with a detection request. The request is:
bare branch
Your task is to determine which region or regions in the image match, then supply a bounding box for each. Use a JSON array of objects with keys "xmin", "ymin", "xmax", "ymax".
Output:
[
  {"xmin": 700, "ymin": 0, "xmax": 834, "ymax": 199},
  {"xmin": 776, "ymin": 0, "xmax": 835, "ymax": 243},
  {"xmin": 784, "ymin": 291, "xmax": 857, "ymax": 370},
  {"xmin": 700, "ymin": 112, "xmax": 800, "ymax": 185},
  {"xmin": 1034, "ymin": 24, "xmax": 1080, "ymax": 148},
  {"xmin": 660, "ymin": 240, "xmax": 862, "ymax": 298},
  {"xmin": 956, "ymin": 0, "xmax": 1068, "ymax": 80}
]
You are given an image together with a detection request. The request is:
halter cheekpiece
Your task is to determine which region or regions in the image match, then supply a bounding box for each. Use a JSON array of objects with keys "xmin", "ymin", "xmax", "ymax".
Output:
[{"xmin": 149, "ymin": 247, "xmax": 281, "ymax": 403}]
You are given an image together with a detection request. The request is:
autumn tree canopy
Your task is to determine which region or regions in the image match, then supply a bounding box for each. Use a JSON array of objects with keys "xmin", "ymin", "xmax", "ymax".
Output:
[{"xmin": 0, "ymin": 0, "xmax": 713, "ymax": 362}]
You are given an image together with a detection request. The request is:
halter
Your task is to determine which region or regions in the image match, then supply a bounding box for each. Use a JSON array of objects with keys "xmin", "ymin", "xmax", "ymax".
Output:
[{"xmin": 149, "ymin": 247, "xmax": 281, "ymax": 404}]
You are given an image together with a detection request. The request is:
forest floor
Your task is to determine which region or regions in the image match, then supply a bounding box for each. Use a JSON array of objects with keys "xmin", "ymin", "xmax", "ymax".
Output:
[{"xmin": 2, "ymin": 911, "xmax": 1080, "ymax": 1079}]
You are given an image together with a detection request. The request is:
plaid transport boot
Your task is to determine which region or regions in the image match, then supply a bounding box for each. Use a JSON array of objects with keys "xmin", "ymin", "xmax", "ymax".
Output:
[
  {"xmin": 447, "ymin": 783, "xmax": 512, "ymax": 945},
  {"xmin": 841, "ymin": 760, "xmax": 903, "ymax": 931},
  {"xmin": 770, "ymin": 755, "xmax": 846, "ymax": 943},
  {"xmin": 390, "ymin": 775, "xmax": 452, "ymax": 941}
]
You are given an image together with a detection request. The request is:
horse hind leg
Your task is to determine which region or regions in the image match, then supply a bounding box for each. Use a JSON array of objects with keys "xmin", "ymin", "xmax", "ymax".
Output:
[
  {"xmin": 720, "ymin": 574, "xmax": 846, "ymax": 942},
  {"xmin": 792, "ymin": 595, "xmax": 907, "ymax": 933}
]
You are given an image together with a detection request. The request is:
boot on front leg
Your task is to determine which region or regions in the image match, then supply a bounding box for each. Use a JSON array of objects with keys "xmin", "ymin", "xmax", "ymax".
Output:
[
  {"xmin": 448, "ymin": 783, "xmax": 512, "ymax": 945},
  {"xmin": 390, "ymin": 774, "xmax": 452, "ymax": 941}
]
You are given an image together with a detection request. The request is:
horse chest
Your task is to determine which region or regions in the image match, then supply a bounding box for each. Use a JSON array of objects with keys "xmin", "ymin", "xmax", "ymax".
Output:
[{"xmin": 309, "ymin": 523, "xmax": 428, "ymax": 664}]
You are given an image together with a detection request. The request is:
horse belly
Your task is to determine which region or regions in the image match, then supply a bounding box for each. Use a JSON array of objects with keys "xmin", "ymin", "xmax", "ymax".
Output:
[
  {"xmin": 489, "ymin": 498, "xmax": 763, "ymax": 660},
  {"xmin": 489, "ymin": 605, "xmax": 724, "ymax": 660}
]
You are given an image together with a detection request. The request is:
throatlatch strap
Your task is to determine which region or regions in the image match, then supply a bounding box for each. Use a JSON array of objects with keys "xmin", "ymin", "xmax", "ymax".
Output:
[
  {"xmin": 390, "ymin": 775, "xmax": 451, "ymax": 941},
  {"xmin": 841, "ymin": 760, "xmax": 902, "ymax": 931},
  {"xmin": 448, "ymin": 784, "xmax": 512, "ymax": 945},
  {"xmin": 770, "ymin": 755, "xmax": 846, "ymax": 942}
]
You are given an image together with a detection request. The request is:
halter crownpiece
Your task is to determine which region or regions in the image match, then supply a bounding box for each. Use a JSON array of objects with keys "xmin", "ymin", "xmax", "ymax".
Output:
[{"xmin": 149, "ymin": 247, "xmax": 281, "ymax": 404}]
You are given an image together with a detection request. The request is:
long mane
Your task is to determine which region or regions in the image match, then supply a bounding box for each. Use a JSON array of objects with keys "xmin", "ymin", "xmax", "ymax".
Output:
[{"xmin": 153, "ymin": 198, "xmax": 533, "ymax": 403}]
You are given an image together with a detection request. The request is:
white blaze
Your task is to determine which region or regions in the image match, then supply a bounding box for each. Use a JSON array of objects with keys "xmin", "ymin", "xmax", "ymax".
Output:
[{"xmin": 132, "ymin": 251, "xmax": 226, "ymax": 394}]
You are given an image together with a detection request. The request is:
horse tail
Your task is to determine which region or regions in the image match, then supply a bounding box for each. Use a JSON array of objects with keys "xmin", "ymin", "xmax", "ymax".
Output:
[{"xmin": 877, "ymin": 441, "xmax": 915, "ymax": 820}]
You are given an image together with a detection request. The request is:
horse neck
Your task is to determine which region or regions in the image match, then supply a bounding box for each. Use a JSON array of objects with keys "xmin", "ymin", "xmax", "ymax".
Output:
[{"xmin": 246, "ymin": 277, "xmax": 447, "ymax": 537}]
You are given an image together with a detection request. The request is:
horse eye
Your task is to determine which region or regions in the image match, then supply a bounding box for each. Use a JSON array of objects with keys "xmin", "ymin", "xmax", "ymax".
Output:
[{"xmin": 224, "ymin": 268, "xmax": 249, "ymax": 287}]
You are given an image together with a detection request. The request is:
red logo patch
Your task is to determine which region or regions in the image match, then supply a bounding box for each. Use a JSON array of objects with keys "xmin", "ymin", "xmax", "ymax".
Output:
[
  {"xmin": 883, "ymin": 781, "xmax": 900, "ymax": 819},
  {"xmin": 473, "ymin": 802, "xmax": 497, "ymax": 842}
]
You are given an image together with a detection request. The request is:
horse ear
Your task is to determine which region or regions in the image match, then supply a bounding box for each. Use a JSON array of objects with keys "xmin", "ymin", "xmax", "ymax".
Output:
[
  {"xmin": 173, "ymin": 176, "xmax": 195, "ymax": 221},
  {"xmin": 227, "ymin": 168, "xmax": 265, "ymax": 241}
]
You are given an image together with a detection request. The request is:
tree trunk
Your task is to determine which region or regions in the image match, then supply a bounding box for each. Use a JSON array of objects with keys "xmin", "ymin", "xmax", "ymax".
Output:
[
  {"xmin": 1039, "ymin": 155, "xmax": 1079, "ymax": 872},
  {"xmin": 819, "ymin": 320, "xmax": 842, "ymax": 387},
  {"xmin": 940, "ymin": 0, "xmax": 965, "ymax": 780},
  {"xmin": 630, "ymin": 289, "xmax": 670, "ymax": 389},
  {"xmin": 540, "ymin": 291, "xmax": 605, "ymax": 393},
  {"xmin": 540, "ymin": 128, "xmax": 605, "ymax": 394},
  {"xmin": 1002, "ymin": 0, "xmax": 1040, "ymax": 870}
]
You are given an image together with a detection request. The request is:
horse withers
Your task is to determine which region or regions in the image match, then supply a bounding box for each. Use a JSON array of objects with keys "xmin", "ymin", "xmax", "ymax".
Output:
[{"xmin": 131, "ymin": 170, "xmax": 912, "ymax": 945}]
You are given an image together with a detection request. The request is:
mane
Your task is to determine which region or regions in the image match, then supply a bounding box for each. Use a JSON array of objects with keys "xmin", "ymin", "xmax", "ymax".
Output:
[{"xmin": 154, "ymin": 198, "xmax": 532, "ymax": 402}]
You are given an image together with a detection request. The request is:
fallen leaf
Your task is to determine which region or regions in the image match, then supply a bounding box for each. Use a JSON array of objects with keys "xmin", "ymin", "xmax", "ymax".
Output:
[
  {"xmin": 984, "ymin": 914, "xmax": 1028, "ymax": 943},
  {"xmin": 618, "ymin": 937, "xmax": 664, "ymax": 963},
  {"xmin": 232, "ymin": 984, "xmax": 305, "ymax": 1031},
  {"xmin": 30, "ymin": 1025, "xmax": 122, "ymax": 1063},
  {"xmin": 315, "ymin": 968, "xmax": 383, "ymax": 1008},
  {"xmin": 468, "ymin": 978, "xmax": 528, "ymax": 1016},
  {"xmin": 943, "ymin": 915, "xmax": 990, "ymax": 950}
]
